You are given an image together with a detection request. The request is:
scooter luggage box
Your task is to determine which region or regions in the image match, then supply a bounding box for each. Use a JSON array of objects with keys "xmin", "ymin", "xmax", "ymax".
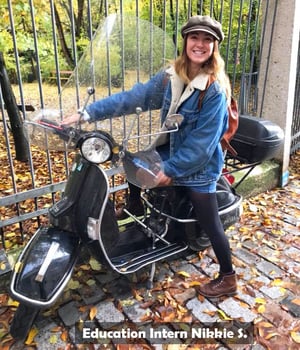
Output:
[{"xmin": 230, "ymin": 115, "xmax": 284, "ymax": 163}]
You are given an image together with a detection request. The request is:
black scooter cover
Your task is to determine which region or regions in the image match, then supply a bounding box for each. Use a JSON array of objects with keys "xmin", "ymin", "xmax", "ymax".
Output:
[{"xmin": 10, "ymin": 226, "xmax": 80, "ymax": 307}]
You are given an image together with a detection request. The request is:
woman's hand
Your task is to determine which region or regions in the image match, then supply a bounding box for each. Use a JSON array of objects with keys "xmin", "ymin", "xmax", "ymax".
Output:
[
  {"xmin": 155, "ymin": 170, "xmax": 172, "ymax": 187},
  {"xmin": 136, "ymin": 169, "xmax": 172, "ymax": 188},
  {"xmin": 60, "ymin": 113, "xmax": 81, "ymax": 126}
]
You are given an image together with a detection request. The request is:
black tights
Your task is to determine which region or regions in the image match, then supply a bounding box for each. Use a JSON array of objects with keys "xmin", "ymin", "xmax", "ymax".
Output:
[
  {"xmin": 128, "ymin": 183, "xmax": 233, "ymax": 274},
  {"xmin": 187, "ymin": 190, "xmax": 233, "ymax": 274}
]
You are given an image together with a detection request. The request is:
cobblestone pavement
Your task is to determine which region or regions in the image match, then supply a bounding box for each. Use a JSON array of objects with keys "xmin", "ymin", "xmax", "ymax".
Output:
[{"xmin": 6, "ymin": 155, "xmax": 300, "ymax": 350}]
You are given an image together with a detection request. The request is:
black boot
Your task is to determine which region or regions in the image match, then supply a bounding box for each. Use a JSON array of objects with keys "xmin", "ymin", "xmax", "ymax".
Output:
[{"xmin": 115, "ymin": 199, "xmax": 144, "ymax": 220}]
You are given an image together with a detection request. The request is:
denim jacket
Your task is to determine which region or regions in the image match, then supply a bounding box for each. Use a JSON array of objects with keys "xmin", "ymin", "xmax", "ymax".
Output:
[{"xmin": 86, "ymin": 66, "xmax": 228, "ymax": 187}]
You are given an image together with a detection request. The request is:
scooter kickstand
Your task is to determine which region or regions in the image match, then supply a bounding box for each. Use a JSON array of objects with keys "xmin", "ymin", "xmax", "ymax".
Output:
[{"xmin": 147, "ymin": 262, "xmax": 156, "ymax": 289}]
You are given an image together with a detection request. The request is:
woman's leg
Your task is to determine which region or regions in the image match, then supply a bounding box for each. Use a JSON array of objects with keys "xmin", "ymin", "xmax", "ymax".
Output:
[
  {"xmin": 115, "ymin": 183, "xmax": 143, "ymax": 219},
  {"xmin": 188, "ymin": 190, "xmax": 237, "ymax": 297}
]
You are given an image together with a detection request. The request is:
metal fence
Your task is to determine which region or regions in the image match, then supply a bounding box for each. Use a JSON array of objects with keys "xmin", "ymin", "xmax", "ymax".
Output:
[
  {"xmin": 291, "ymin": 39, "xmax": 300, "ymax": 154},
  {"xmin": 0, "ymin": 0, "xmax": 295, "ymax": 246}
]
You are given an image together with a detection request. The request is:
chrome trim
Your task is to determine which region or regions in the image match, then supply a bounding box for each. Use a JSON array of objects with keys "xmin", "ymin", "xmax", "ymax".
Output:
[
  {"xmin": 35, "ymin": 241, "xmax": 60, "ymax": 282},
  {"xmin": 141, "ymin": 192, "xmax": 243, "ymax": 223}
]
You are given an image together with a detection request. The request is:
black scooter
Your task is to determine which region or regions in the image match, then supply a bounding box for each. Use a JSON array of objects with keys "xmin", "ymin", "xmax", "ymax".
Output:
[
  {"xmin": 9, "ymin": 101, "xmax": 243, "ymax": 341},
  {"xmin": 8, "ymin": 12, "xmax": 285, "ymax": 342}
]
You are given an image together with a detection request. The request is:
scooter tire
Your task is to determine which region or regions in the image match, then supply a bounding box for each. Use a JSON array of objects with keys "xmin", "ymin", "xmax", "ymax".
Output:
[{"xmin": 10, "ymin": 303, "xmax": 40, "ymax": 341}]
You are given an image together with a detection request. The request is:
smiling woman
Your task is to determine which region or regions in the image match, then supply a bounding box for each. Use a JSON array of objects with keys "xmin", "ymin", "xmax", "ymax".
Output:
[{"xmin": 62, "ymin": 14, "xmax": 237, "ymax": 299}]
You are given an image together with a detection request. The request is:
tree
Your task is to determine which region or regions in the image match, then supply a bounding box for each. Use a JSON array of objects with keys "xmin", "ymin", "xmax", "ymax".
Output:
[{"xmin": 0, "ymin": 52, "xmax": 29, "ymax": 162}]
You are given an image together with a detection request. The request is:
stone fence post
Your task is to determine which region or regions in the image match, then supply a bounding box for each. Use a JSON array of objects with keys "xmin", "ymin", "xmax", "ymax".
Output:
[{"xmin": 258, "ymin": 0, "xmax": 299, "ymax": 186}]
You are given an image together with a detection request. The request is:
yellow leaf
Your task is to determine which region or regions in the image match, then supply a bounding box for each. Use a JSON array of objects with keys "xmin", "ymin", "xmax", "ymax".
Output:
[
  {"xmin": 255, "ymin": 297, "xmax": 266, "ymax": 304},
  {"xmin": 132, "ymin": 289, "xmax": 144, "ymax": 301},
  {"xmin": 177, "ymin": 271, "xmax": 190, "ymax": 278},
  {"xmin": 86, "ymin": 279, "xmax": 96, "ymax": 286},
  {"xmin": 120, "ymin": 299, "xmax": 135, "ymax": 307},
  {"xmin": 217, "ymin": 309, "xmax": 232, "ymax": 320},
  {"xmin": 89, "ymin": 257, "xmax": 102, "ymax": 271},
  {"xmin": 291, "ymin": 298, "xmax": 300, "ymax": 306},
  {"xmin": 279, "ymin": 287, "xmax": 286, "ymax": 295},
  {"xmin": 7, "ymin": 298, "xmax": 19, "ymax": 307},
  {"xmin": 189, "ymin": 281, "xmax": 201, "ymax": 286},
  {"xmin": 14, "ymin": 261, "xmax": 23, "ymax": 273},
  {"xmin": 177, "ymin": 304, "xmax": 187, "ymax": 313},
  {"xmin": 257, "ymin": 304, "xmax": 266, "ymax": 313},
  {"xmin": 67, "ymin": 279, "xmax": 80, "ymax": 290},
  {"xmin": 89, "ymin": 306, "xmax": 97, "ymax": 320},
  {"xmin": 49, "ymin": 334, "xmax": 58, "ymax": 344},
  {"xmin": 291, "ymin": 331, "xmax": 300, "ymax": 343},
  {"xmin": 265, "ymin": 332, "xmax": 280, "ymax": 340},
  {"xmin": 271, "ymin": 278, "xmax": 283, "ymax": 286},
  {"xmin": 25, "ymin": 327, "xmax": 38, "ymax": 345}
]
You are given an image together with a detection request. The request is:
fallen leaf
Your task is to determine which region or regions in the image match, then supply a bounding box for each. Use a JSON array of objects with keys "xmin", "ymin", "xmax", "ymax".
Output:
[
  {"xmin": 177, "ymin": 270, "xmax": 190, "ymax": 278},
  {"xmin": 255, "ymin": 297, "xmax": 267, "ymax": 304},
  {"xmin": 257, "ymin": 304, "xmax": 266, "ymax": 313},
  {"xmin": 89, "ymin": 257, "xmax": 102, "ymax": 271},
  {"xmin": 61, "ymin": 330, "xmax": 68, "ymax": 342},
  {"xmin": 89, "ymin": 306, "xmax": 97, "ymax": 320},
  {"xmin": 25, "ymin": 327, "xmax": 38, "ymax": 345},
  {"xmin": 291, "ymin": 298, "xmax": 300, "ymax": 306},
  {"xmin": 291, "ymin": 331, "xmax": 300, "ymax": 343}
]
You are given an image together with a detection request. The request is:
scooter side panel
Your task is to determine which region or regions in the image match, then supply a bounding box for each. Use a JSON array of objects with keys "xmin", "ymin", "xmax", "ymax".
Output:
[
  {"xmin": 10, "ymin": 227, "xmax": 81, "ymax": 307},
  {"xmin": 49, "ymin": 156, "xmax": 119, "ymax": 248}
]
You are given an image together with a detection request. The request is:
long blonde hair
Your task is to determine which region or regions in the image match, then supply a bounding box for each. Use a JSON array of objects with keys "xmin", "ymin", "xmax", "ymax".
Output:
[{"xmin": 174, "ymin": 37, "xmax": 231, "ymax": 102}]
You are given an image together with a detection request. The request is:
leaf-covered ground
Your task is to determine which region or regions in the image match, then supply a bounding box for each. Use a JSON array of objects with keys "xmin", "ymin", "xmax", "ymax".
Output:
[{"xmin": 0, "ymin": 152, "xmax": 298, "ymax": 349}]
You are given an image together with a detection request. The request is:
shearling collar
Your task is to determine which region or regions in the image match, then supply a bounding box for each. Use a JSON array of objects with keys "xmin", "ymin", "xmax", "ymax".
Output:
[{"xmin": 165, "ymin": 66, "xmax": 209, "ymax": 91}]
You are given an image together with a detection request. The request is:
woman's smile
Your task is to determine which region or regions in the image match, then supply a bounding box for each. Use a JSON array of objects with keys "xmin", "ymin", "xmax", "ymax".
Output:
[{"xmin": 186, "ymin": 31, "xmax": 214, "ymax": 69}]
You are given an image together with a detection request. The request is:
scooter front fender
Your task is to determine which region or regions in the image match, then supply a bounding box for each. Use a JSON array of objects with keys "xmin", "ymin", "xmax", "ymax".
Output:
[{"xmin": 10, "ymin": 226, "xmax": 81, "ymax": 308}]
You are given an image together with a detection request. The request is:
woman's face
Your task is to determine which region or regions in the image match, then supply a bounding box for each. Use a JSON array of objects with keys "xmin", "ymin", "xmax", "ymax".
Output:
[{"xmin": 186, "ymin": 31, "xmax": 215, "ymax": 69}]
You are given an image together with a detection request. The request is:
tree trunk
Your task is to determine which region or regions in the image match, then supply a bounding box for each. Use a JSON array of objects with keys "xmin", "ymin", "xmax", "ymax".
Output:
[
  {"xmin": 54, "ymin": 4, "xmax": 74, "ymax": 68},
  {"xmin": 0, "ymin": 52, "xmax": 29, "ymax": 162}
]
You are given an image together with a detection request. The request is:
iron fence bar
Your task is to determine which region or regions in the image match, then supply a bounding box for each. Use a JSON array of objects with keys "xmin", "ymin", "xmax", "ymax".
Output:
[
  {"xmin": 1, "ymin": 2, "xmax": 27, "ymax": 238},
  {"xmin": 7, "ymin": 1, "xmax": 25, "ymax": 118},
  {"xmin": 28, "ymin": 0, "xmax": 44, "ymax": 108},
  {"xmin": 231, "ymin": 0, "xmax": 244, "ymax": 94},
  {"xmin": 247, "ymin": 0, "xmax": 262, "ymax": 115},
  {"xmin": 225, "ymin": 0, "xmax": 235, "ymax": 73},
  {"xmin": 258, "ymin": 0, "xmax": 279, "ymax": 118},
  {"xmin": 291, "ymin": 39, "xmax": 300, "ymax": 153},
  {"xmin": 0, "ymin": 182, "xmax": 66, "ymax": 207},
  {"xmin": 0, "ymin": 166, "xmax": 127, "ymax": 229},
  {"xmin": 238, "ymin": 0, "xmax": 253, "ymax": 114}
]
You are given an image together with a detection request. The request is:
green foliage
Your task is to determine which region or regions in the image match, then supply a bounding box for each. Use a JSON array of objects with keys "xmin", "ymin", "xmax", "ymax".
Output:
[{"xmin": 0, "ymin": 0, "xmax": 261, "ymax": 83}]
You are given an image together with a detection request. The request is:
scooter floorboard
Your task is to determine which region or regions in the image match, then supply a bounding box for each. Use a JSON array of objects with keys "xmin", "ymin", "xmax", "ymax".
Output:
[{"xmin": 110, "ymin": 241, "xmax": 188, "ymax": 273}]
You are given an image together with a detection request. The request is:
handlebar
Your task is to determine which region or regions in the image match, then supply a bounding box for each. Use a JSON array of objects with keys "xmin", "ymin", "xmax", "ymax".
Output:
[{"xmin": 37, "ymin": 118, "xmax": 80, "ymax": 144}]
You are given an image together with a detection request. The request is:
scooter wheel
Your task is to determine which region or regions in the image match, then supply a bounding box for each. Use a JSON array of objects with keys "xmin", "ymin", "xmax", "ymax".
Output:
[{"xmin": 10, "ymin": 303, "xmax": 40, "ymax": 341}]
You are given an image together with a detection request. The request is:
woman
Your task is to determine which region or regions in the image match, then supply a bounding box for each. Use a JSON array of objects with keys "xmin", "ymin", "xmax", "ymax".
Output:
[{"xmin": 62, "ymin": 15, "xmax": 237, "ymax": 298}]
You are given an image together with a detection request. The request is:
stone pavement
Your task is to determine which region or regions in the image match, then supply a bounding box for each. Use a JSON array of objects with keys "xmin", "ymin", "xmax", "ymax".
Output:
[{"xmin": 4, "ymin": 155, "xmax": 300, "ymax": 350}]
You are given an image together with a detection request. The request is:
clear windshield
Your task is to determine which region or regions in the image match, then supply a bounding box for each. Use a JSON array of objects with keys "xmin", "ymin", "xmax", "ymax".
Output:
[
  {"xmin": 60, "ymin": 14, "xmax": 175, "ymax": 114},
  {"xmin": 25, "ymin": 14, "xmax": 175, "ymax": 186}
]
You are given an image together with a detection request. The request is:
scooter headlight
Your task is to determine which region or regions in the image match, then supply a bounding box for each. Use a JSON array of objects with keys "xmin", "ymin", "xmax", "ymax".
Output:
[{"xmin": 80, "ymin": 135, "xmax": 112, "ymax": 164}]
